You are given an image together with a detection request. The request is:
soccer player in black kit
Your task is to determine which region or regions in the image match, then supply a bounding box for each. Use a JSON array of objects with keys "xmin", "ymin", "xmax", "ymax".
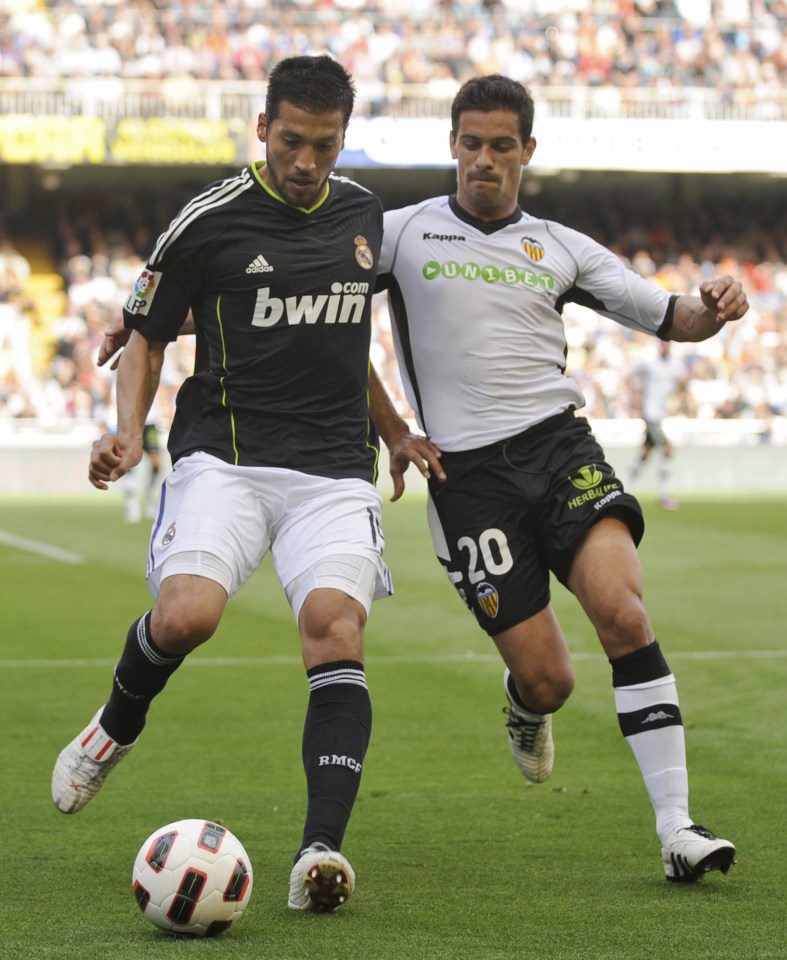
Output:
[{"xmin": 51, "ymin": 55, "xmax": 422, "ymax": 913}]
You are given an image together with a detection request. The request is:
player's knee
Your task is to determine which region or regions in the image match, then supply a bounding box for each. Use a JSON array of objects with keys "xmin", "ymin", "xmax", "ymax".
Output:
[
  {"xmin": 594, "ymin": 595, "xmax": 653, "ymax": 657},
  {"xmin": 151, "ymin": 601, "xmax": 221, "ymax": 654},
  {"xmin": 516, "ymin": 669, "xmax": 574, "ymax": 715}
]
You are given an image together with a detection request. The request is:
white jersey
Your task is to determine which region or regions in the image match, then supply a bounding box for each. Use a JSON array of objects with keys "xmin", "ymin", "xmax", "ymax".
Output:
[
  {"xmin": 632, "ymin": 355, "xmax": 687, "ymax": 423},
  {"xmin": 379, "ymin": 196, "xmax": 674, "ymax": 452}
]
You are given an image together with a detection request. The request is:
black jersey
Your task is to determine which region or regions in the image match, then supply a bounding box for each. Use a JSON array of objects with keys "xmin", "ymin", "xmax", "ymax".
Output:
[{"xmin": 123, "ymin": 163, "xmax": 383, "ymax": 483}]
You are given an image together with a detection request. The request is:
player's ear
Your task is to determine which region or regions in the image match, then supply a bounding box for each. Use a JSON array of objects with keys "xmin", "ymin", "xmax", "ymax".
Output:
[
  {"xmin": 449, "ymin": 129, "xmax": 458, "ymax": 160},
  {"xmin": 257, "ymin": 113, "xmax": 268, "ymax": 143},
  {"xmin": 522, "ymin": 136, "xmax": 536, "ymax": 166}
]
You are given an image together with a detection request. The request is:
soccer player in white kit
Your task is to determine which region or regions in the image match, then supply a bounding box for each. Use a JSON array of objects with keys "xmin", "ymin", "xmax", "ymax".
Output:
[
  {"xmin": 51, "ymin": 56, "xmax": 408, "ymax": 914},
  {"xmin": 372, "ymin": 75, "xmax": 747, "ymax": 883},
  {"xmin": 628, "ymin": 340, "xmax": 688, "ymax": 510}
]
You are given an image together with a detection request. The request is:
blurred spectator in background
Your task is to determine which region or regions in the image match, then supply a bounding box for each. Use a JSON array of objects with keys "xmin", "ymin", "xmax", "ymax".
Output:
[
  {"xmin": 2, "ymin": 0, "xmax": 786, "ymax": 111},
  {"xmin": 627, "ymin": 340, "xmax": 689, "ymax": 510},
  {"xmin": 1, "ymin": 1, "xmax": 785, "ymax": 432}
]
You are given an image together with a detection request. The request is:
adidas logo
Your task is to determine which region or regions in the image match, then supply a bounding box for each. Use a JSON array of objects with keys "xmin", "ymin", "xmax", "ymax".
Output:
[
  {"xmin": 641, "ymin": 710, "xmax": 674, "ymax": 724},
  {"xmin": 246, "ymin": 254, "xmax": 273, "ymax": 274}
]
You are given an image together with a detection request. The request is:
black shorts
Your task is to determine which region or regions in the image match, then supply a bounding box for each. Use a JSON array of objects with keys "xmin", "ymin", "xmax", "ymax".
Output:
[
  {"xmin": 142, "ymin": 422, "xmax": 160, "ymax": 454},
  {"xmin": 426, "ymin": 410, "xmax": 644, "ymax": 636},
  {"xmin": 644, "ymin": 421, "xmax": 668, "ymax": 447}
]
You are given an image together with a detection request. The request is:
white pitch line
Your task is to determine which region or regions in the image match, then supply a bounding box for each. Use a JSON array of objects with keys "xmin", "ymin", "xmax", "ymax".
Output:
[
  {"xmin": 1, "ymin": 649, "xmax": 785, "ymax": 669},
  {"xmin": 0, "ymin": 529, "xmax": 84, "ymax": 565}
]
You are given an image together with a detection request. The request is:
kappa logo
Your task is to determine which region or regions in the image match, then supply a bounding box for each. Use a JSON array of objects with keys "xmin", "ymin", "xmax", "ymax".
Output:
[
  {"xmin": 246, "ymin": 254, "xmax": 273, "ymax": 274},
  {"xmin": 641, "ymin": 710, "xmax": 675, "ymax": 724},
  {"xmin": 423, "ymin": 232, "xmax": 466, "ymax": 242}
]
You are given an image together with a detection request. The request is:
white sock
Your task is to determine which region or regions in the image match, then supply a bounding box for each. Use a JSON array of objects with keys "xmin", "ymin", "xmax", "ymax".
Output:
[{"xmin": 615, "ymin": 675, "xmax": 692, "ymax": 844}]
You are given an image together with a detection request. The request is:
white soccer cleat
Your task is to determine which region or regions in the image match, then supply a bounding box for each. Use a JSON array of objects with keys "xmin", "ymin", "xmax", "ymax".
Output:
[
  {"xmin": 662, "ymin": 824, "xmax": 736, "ymax": 882},
  {"xmin": 503, "ymin": 669, "xmax": 554, "ymax": 783},
  {"xmin": 51, "ymin": 707, "xmax": 135, "ymax": 814},
  {"xmin": 287, "ymin": 843, "xmax": 355, "ymax": 912}
]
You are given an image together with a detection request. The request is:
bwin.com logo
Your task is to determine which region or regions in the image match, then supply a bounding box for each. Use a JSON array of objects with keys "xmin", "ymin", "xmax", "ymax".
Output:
[{"xmin": 568, "ymin": 465, "xmax": 604, "ymax": 490}]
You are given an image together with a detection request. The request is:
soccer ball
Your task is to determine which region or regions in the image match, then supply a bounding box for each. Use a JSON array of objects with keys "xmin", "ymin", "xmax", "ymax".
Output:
[{"xmin": 132, "ymin": 819, "xmax": 253, "ymax": 937}]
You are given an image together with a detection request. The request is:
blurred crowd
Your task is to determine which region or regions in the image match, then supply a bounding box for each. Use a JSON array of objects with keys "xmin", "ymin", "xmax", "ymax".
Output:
[
  {"xmin": 2, "ymin": 0, "xmax": 786, "ymax": 104},
  {"xmin": 2, "ymin": 1, "xmax": 785, "ymax": 434},
  {"xmin": 2, "ymin": 185, "xmax": 785, "ymax": 435}
]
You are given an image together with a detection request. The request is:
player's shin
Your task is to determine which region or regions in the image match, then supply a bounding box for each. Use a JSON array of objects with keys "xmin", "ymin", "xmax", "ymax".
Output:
[
  {"xmin": 610, "ymin": 640, "xmax": 692, "ymax": 844},
  {"xmin": 298, "ymin": 660, "xmax": 372, "ymax": 857},
  {"xmin": 100, "ymin": 611, "xmax": 185, "ymax": 745}
]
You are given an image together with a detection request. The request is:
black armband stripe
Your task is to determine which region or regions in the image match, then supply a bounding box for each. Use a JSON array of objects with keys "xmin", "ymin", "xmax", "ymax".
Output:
[{"xmin": 618, "ymin": 703, "xmax": 683, "ymax": 737}]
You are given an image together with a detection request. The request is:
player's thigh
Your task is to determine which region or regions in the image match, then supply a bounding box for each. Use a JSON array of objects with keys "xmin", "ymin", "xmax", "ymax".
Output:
[
  {"xmin": 273, "ymin": 475, "xmax": 392, "ymax": 625},
  {"xmin": 541, "ymin": 420, "xmax": 644, "ymax": 586},
  {"xmin": 567, "ymin": 515, "xmax": 654, "ymax": 656},
  {"xmin": 147, "ymin": 452, "xmax": 271, "ymax": 600},
  {"xmin": 426, "ymin": 476, "xmax": 550, "ymax": 637}
]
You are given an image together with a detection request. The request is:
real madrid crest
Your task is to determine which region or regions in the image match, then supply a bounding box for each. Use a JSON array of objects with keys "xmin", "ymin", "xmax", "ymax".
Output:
[{"xmin": 354, "ymin": 235, "xmax": 374, "ymax": 270}]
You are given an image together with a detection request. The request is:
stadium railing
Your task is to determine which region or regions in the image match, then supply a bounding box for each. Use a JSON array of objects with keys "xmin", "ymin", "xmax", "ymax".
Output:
[{"xmin": 0, "ymin": 79, "xmax": 785, "ymax": 123}]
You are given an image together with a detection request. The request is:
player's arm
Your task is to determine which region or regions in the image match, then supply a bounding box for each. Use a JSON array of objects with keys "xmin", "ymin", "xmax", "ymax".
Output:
[
  {"xmin": 98, "ymin": 312, "xmax": 195, "ymax": 368},
  {"xmin": 668, "ymin": 275, "xmax": 748, "ymax": 342},
  {"xmin": 368, "ymin": 364, "xmax": 445, "ymax": 502},
  {"xmin": 89, "ymin": 331, "xmax": 167, "ymax": 490}
]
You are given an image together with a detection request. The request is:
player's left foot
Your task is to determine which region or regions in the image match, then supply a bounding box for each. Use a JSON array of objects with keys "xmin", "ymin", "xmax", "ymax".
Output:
[
  {"xmin": 502, "ymin": 670, "xmax": 554, "ymax": 783},
  {"xmin": 659, "ymin": 495, "xmax": 680, "ymax": 511},
  {"xmin": 662, "ymin": 824, "xmax": 736, "ymax": 882},
  {"xmin": 287, "ymin": 843, "xmax": 355, "ymax": 912}
]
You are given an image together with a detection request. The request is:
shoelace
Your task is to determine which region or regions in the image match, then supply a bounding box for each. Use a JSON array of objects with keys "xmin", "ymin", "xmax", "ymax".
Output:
[
  {"xmin": 683, "ymin": 824, "xmax": 718, "ymax": 841},
  {"xmin": 503, "ymin": 706, "xmax": 543, "ymax": 751}
]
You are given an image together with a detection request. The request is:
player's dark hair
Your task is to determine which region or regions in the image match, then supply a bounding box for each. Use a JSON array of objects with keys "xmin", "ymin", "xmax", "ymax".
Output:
[
  {"xmin": 451, "ymin": 75, "xmax": 535, "ymax": 143},
  {"xmin": 265, "ymin": 55, "xmax": 356, "ymax": 129}
]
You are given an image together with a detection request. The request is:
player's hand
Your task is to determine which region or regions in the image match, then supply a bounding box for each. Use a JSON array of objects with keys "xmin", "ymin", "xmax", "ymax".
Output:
[
  {"xmin": 89, "ymin": 433, "xmax": 141, "ymax": 489},
  {"xmin": 387, "ymin": 431, "xmax": 445, "ymax": 502},
  {"xmin": 698, "ymin": 275, "xmax": 749, "ymax": 324},
  {"xmin": 97, "ymin": 319, "xmax": 131, "ymax": 369}
]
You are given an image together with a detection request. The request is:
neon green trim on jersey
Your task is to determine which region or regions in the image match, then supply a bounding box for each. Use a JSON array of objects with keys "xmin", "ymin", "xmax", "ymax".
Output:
[
  {"xmin": 216, "ymin": 295, "xmax": 239, "ymax": 464},
  {"xmin": 251, "ymin": 161, "xmax": 330, "ymax": 213},
  {"xmin": 366, "ymin": 357, "xmax": 380, "ymax": 486}
]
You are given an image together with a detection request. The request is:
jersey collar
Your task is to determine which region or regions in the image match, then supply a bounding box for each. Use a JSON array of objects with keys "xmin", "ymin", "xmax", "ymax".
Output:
[
  {"xmin": 251, "ymin": 161, "xmax": 330, "ymax": 213},
  {"xmin": 448, "ymin": 194, "xmax": 523, "ymax": 235}
]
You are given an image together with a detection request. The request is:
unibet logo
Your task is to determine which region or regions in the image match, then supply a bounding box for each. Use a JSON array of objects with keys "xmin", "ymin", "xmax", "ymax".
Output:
[
  {"xmin": 422, "ymin": 260, "xmax": 553, "ymax": 290},
  {"xmin": 569, "ymin": 465, "xmax": 604, "ymax": 490},
  {"xmin": 251, "ymin": 282, "xmax": 370, "ymax": 327}
]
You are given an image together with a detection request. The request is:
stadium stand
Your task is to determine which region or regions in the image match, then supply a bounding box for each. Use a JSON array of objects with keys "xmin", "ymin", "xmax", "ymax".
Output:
[{"xmin": 1, "ymin": 1, "xmax": 785, "ymax": 455}]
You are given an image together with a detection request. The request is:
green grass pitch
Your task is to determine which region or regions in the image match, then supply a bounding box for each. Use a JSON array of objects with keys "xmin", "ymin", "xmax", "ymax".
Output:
[{"xmin": 1, "ymin": 493, "xmax": 785, "ymax": 959}]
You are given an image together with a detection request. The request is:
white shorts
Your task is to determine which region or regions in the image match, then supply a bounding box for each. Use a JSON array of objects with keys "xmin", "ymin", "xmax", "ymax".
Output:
[{"xmin": 146, "ymin": 452, "xmax": 393, "ymax": 620}]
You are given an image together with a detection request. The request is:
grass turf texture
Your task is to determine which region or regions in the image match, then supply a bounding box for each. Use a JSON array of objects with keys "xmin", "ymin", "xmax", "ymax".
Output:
[{"xmin": 1, "ymin": 493, "xmax": 785, "ymax": 960}]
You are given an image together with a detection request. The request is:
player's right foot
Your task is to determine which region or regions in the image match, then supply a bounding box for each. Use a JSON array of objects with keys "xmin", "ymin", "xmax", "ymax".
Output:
[
  {"xmin": 662, "ymin": 824, "xmax": 736, "ymax": 882},
  {"xmin": 502, "ymin": 669, "xmax": 554, "ymax": 783},
  {"xmin": 659, "ymin": 495, "xmax": 680, "ymax": 511},
  {"xmin": 52, "ymin": 707, "xmax": 135, "ymax": 813},
  {"xmin": 287, "ymin": 843, "xmax": 355, "ymax": 912}
]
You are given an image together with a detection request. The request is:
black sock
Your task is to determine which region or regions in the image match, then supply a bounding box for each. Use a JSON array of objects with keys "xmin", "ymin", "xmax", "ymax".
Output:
[
  {"xmin": 100, "ymin": 612, "xmax": 185, "ymax": 745},
  {"xmin": 298, "ymin": 660, "xmax": 372, "ymax": 859}
]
